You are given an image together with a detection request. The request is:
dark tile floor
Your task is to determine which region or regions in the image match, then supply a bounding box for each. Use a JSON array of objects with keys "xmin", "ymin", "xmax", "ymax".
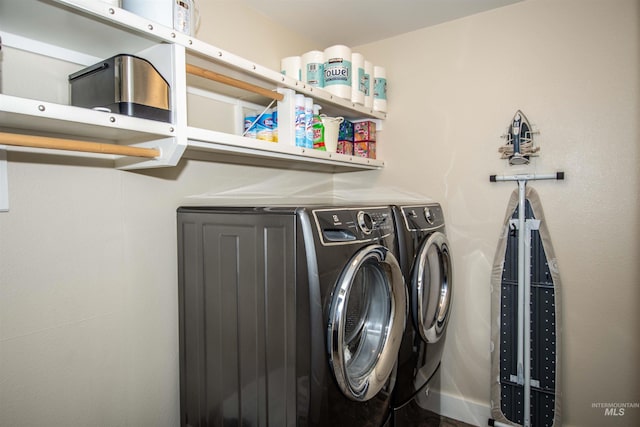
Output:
[{"xmin": 388, "ymin": 400, "xmax": 478, "ymax": 427}]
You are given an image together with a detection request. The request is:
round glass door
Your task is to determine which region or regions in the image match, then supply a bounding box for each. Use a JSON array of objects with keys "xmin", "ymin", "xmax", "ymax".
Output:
[
  {"xmin": 411, "ymin": 232, "xmax": 453, "ymax": 343},
  {"xmin": 328, "ymin": 245, "xmax": 406, "ymax": 401}
]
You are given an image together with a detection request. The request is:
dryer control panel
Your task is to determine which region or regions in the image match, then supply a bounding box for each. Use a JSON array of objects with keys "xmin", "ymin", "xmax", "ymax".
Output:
[
  {"xmin": 313, "ymin": 207, "xmax": 394, "ymax": 245},
  {"xmin": 400, "ymin": 204, "xmax": 445, "ymax": 231}
]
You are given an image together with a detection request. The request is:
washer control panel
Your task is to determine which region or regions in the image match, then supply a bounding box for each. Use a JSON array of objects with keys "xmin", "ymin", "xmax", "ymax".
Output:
[
  {"xmin": 313, "ymin": 207, "xmax": 394, "ymax": 245},
  {"xmin": 400, "ymin": 204, "xmax": 445, "ymax": 231}
]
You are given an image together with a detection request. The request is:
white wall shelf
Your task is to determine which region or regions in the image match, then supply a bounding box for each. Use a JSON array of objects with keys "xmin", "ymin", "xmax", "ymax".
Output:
[
  {"xmin": 0, "ymin": 0, "xmax": 386, "ymax": 173},
  {"xmin": 186, "ymin": 127, "xmax": 384, "ymax": 172}
]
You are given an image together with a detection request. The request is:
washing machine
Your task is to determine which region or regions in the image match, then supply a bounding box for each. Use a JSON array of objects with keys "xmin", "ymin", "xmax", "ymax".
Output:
[
  {"xmin": 177, "ymin": 205, "xmax": 407, "ymax": 427},
  {"xmin": 390, "ymin": 203, "xmax": 454, "ymax": 413}
]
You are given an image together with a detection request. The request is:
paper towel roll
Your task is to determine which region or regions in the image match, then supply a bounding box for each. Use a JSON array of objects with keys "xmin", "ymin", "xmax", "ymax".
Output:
[
  {"xmin": 301, "ymin": 50, "xmax": 324, "ymax": 88},
  {"xmin": 373, "ymin": 65, "xmax": 387, "ymax": 113},
  {"xmin": 323, "ymin": 45, "xmax": 352, "ymax": 99},
  {"xmin": 351, "ymin": 53, "xmax": 365, "ymax": 105},
  {"xmin": 364, "ymin": 60, "xmax": 373, "ymax": 109},
  {"xmin": 281, "ymin": 56, "xmax": 301, "ymax": 80}
]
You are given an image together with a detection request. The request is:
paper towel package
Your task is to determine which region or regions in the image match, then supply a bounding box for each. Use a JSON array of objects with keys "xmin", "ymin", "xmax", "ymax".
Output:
[
  {"xmin": 302, "ymin": 50, "xmax": 324, "ymax": 87},
  {"xmin": 323, "ymin": 45, "xmax": 352, "ymax": 99},
  {"xmin": 256, "ymin": 113, "xmax": 274, "ymax": 142},
  {"xmin": 364, "ymin": 60, "xmax": 373, "ymax": 109},
  {"xmin": 122, "ymin": 0, "xmax": 195, "ymax": 35},
  {"xmin": 244, "ymin": 115, "xmax": 257, "ymax": 138},
  {"xmin": 373, "ymin": 65, "xmax": 387, "ymax": 112},
  {"xmin": 351, "ymin": 52, "xmax": 365, "ymax": 105}
]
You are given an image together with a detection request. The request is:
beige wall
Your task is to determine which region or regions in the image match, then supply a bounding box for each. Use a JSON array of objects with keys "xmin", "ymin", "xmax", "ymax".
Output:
[
  {"xmin": 353, "ymin": 0, "xmax": 640, "ymax": 425},
  {"xmin": 1, "ymin": 0, "xmax": 638, "ymax": 426},
  {"xmin": 0, "ymin": 2, "xmax": 324, "ymax": 426},
  {"xmin": 195, "ymin": 0, "xmax": 320, "ymax": 70}
]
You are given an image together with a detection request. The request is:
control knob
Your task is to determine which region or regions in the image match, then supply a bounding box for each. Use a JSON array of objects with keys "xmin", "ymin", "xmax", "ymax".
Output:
[
  {"xmin": 357, "ymin": 211, "xmax": 374, "ymax": 234},
  {"xmin": 424, "ymin": 207, "xmax": 434, "ymax": 225}
]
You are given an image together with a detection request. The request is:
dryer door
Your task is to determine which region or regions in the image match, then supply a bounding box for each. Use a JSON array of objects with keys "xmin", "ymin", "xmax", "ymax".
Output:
[
  {"xmin": 328, "ymin": 245, "xmax": 406, "ymax": 402},
  {"xmin": 412, "ymin": 232, "xmax": 453, "ymax": 343}
]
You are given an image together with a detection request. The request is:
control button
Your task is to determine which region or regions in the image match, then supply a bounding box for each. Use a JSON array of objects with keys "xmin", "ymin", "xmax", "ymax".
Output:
[
  {"xmin": 424, "ymin": 207, "xmax": 434, "ymax": 225},
  {"xmin": 357, "ymin": 211, "xmax": 373, "ymax": 234}
]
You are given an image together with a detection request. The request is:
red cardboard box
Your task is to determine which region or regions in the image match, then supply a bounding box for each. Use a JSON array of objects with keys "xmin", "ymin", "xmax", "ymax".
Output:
[
  {"xmin": 354, "ymin": 121, "xmax": 376, "ymax": 142},
  {"xmin": 354, "ymin": 141, "xmax": 376, "ymax": 159},
  {"xmin": 338, "ymin": 140, "xmax": 353, "ymax": 155}
]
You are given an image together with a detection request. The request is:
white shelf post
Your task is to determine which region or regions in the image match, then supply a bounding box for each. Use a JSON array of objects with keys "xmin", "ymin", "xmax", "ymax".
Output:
[{"xmin": 277, "ymin": 88, "xmax": 295, "ymax": 146}]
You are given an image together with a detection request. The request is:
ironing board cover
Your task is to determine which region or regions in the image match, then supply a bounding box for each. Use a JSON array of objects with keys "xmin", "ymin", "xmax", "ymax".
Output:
[{"xmin": 490, "ymin": 187, "xmax": 562, "ymax": 426}]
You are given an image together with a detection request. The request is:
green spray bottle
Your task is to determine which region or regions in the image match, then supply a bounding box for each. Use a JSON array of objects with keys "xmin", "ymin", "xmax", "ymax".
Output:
[{"xmin": 311, "ymin": 105, "xmax": 325, "ymax": 150}]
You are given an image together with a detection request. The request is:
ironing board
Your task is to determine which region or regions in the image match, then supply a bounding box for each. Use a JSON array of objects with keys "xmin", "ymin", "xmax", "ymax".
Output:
[{"xmin": 490, "ymin": 186, "xmax": 562, "ymax": 426}]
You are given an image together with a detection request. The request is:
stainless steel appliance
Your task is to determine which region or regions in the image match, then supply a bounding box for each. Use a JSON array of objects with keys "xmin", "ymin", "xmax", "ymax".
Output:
[
  {"xmin": 69, "ymin": 54, "xmax": 171, "ymax": 122},
  {"xmin": 177, "ymin": 205, "xmax": 406, "ymax": 426}
]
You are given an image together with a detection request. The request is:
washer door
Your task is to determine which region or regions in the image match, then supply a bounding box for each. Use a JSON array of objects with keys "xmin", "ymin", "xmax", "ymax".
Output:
[
  {"xmin": 412, "ymin": 232, "xmax": 453, "ymax": 343},
  {"xmin": 328, "ymin": 245, "xmax": 406, "ymax": 402}
]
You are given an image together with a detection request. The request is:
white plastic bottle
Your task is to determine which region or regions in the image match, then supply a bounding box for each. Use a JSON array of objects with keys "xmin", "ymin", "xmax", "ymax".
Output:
[
  {"xmin": 294, "ymin": 94, "xmax": 306, "ymax": 147},
  {"xmin": 304, "ymin": 97, "xmax": 314, "ymax": 149}
]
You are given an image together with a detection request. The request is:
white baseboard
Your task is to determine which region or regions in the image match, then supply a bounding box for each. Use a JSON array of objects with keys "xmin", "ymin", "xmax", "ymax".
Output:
[{"xmin": 417, "ymin": 388, "xmax": 491, "ymax": 426}]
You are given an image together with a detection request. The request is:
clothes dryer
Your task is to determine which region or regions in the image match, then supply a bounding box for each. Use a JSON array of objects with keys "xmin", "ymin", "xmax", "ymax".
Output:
[
  {"xmin": 177, "ymin": 205, "xmax": 407, "ymax": 427},
  {"xmin": 391, "ymin": 203, "xmax": 453, "ymax": 410}
]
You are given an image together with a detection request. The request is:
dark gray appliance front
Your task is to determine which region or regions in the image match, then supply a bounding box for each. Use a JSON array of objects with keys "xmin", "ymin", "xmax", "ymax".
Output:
[
  {"xmin": 391, "ymin": 203, "xmax": 454, "ymax": 411},
  {"xmin": 177, "ymin": 206, "xmax": 405, "ymax": 427},
  {"xmin": 177, "ymin": 208, "xmax": 299, "ymax": 427}
]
